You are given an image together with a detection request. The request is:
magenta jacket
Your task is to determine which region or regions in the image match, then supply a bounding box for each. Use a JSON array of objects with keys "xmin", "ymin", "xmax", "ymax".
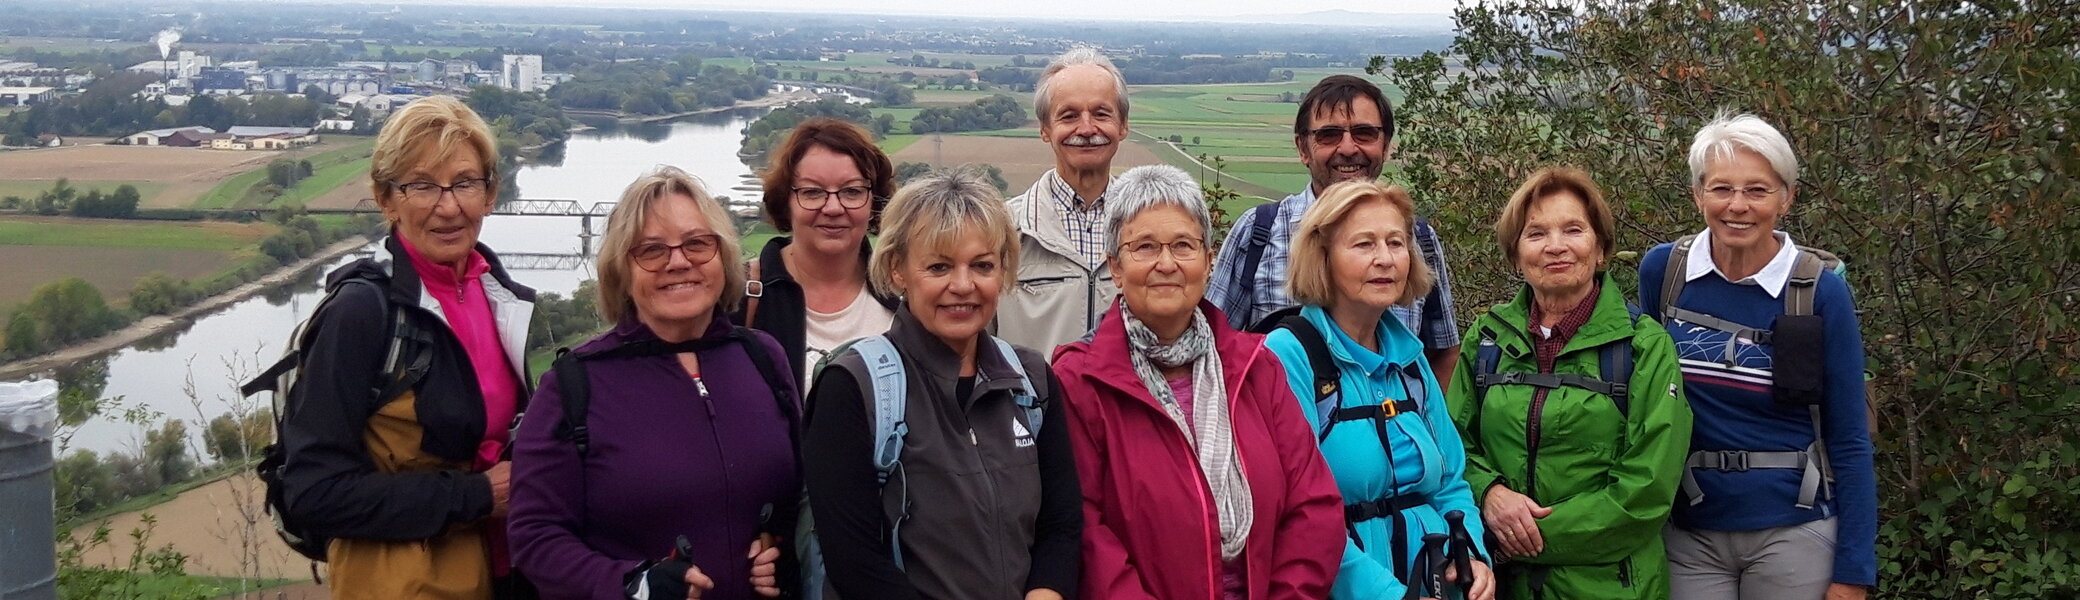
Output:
[{"xmin": 1051, "ymin": 300, "xmax": 1346, "ymax": 600}]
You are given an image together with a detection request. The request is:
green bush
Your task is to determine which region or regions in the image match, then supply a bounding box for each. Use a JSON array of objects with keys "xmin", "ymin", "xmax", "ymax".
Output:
[
  {"xmin": 1381, "ymin": 1, "xmax": 2078, "ymax": 596},
  {"xmin": 129, "ymin": 272, "xmax": 197, "ymax": 316},
  {"xmin": 3, "ymin": 278, "xmax": 121, "ymax": 358}
]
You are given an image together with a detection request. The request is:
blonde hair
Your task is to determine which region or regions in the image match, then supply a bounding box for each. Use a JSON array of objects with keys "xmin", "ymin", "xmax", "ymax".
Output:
[
  {"xmin": 594, "ymin": 166, "xmax": 745, "ymax": 324},
  {"xmin": 369, "ymin": 96, "xmax": 499, "ymax": 216},
  {"xmin": 869, "ymin": 167, "xmax": 1020, "ymax": 297},
  {"xmin": 1493, "ymin": 167, "xmax": 1617, "ymax": 266},
  {"xmin": 1287, "ymin": 180, "xmax": 1433, "ymax": 308}
]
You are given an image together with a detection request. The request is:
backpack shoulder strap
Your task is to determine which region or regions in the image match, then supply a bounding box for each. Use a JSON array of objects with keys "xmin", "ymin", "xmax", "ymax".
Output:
[
  {"xmin": 733, "ymin": 327, "xmax": 801, "ymax": 430},
  {"xmin": 742, "ymin": 257, "xmax": 765, "ymax": 326},
  {"xmin": 1233, "ymin": 202, "xmax": 1281, "ymax": 314},
  {"xmin": 1473, "ymin": 327, "xmax": 1502, "ymax": 407},
  {"xmin": 1598, "ymin": 305, "xmax": 1642, "ymax": 418},
  {"xmin": 847, "ymin": 335, "xmax": 909, "ymax": 486},
  {"xmin": 550, "ymin": 347, "xmax": 593, "ymax": 455},
  {"xmin": 1273, "ymin": 313, "xmax": 1342, "ymax": 435},
  {"xmin": 1784, "ymin": 249, "xmax": 1830, "ymax": 317},
  {"xmin": 1659, "ymin": 234, "xmax": 1699, "ymax": 321},
  {"xmin": 989, "ymin": 337, "xmax": 1045, "ymax": 437}
]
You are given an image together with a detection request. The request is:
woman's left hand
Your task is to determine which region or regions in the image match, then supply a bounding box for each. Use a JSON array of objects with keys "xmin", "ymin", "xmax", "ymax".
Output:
[
  {"xmin": 1023, "ymin": 588, "xmax": 1065, "ymax": 600},
  {"xmin": 748, "ymin": 533, "xmax": 781, "ymax": 598},
  {"xmin": 1443, "ymin": 559, "xmax": 1497, "ymax": 600},
  {"xmin": 1825, "ymin": 583, "xmax": 1867, "ymax": 600}
]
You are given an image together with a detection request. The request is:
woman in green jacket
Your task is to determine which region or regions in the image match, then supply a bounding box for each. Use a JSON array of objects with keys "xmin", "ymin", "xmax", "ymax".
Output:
[{"xmin": 1445, "ymin": 168, "xmax": 1692, "ymax": 599}]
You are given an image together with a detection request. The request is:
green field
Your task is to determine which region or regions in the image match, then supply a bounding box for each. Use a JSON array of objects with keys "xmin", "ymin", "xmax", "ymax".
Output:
[
  {"xmin": 0, "ymin": 220, "xmax": 264, "ymax": 251},
  {"xmin": 1118, "ymin": 75, "xmax": 1407, "ymax": 195},
  {"xmin": 195, "ymin": 136, "xmax": 376, "ymax": 209},
  {"xmin": 0, "ymin": 180, "xmax": 169, "ymax": 205}
]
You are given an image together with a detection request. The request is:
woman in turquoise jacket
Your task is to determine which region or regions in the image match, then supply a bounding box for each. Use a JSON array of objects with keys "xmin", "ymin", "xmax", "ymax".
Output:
[{"xmin": 1264, "ymin": 181, "xmax": 1494, "ymax": 600}]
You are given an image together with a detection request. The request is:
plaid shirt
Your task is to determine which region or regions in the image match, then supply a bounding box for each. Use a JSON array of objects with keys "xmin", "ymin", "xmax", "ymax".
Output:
[
  {"xmin": 1207, "ymin": 186, "xmax": 1462, "ymax": 349},
  {"xmin": 1049, "ymin": 173, "xmax": 1108, "ymax": 270}
]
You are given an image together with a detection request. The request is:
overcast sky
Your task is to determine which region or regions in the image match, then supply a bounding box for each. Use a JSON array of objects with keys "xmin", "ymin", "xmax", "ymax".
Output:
[{"xmin": 409, "ymin": 0, "xmax": 1459, "ymax": 22}]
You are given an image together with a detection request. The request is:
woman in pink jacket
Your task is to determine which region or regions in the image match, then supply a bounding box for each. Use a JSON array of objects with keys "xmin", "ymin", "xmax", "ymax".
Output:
[{"xmin": 1050, "ymin": 165, "xmax": 1346, "ymax": 600}]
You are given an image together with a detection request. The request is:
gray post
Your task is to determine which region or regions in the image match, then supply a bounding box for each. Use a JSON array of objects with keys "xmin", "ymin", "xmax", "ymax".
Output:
[{"xmin": 0, "ymin": 429, "xmax": 55, "ymax": 600}]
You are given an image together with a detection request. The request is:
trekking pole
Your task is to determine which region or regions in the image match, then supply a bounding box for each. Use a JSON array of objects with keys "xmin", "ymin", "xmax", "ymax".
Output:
[
  {"xmin": 1419, "ymin": 533, "xmax": 1450, "ymax": 599},
  {"xmin": 1445, "ymin": 510, "xmax": 1476, "ymax": 596}
]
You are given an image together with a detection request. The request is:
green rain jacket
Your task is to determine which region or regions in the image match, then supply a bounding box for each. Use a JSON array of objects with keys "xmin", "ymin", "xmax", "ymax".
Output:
[{"xmin": 1446, "ymin": 275, "xmax": 1692, "ymax": 600}]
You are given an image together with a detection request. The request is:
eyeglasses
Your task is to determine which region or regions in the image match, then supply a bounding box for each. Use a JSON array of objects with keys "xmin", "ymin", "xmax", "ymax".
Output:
[
  {"xmin": 1306, "ymin": 124, "xmax": 1386, "ymax": 146},
  {"xmin": 792, "ymin": 186, "xmax": 874, "ymax": 211},
  {"xmin": 1119, "ymin": 238, "xmax": 1205, "ymax": 263},
  {"xmin": 629, "ymin": 234, "xmax": 722, "ymax": 272},
  {"xmin": 1701, "ymin": 185, "xmax": 1780, "ymax": 201},
  {"xmin": 391, "ymin": 178, "xmax": 491, "ymax": 206}
]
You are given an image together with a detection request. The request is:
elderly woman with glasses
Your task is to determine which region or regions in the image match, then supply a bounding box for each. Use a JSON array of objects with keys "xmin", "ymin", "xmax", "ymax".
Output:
[
  {"xmin": 1446, "ymin": 168, "xmax": 1691, "ymax": 600},
  {"xmin": 510, "ymin": 167, "xmax": 800, "ymax": 600},
  {"xmin": 1640, "ymin": 112, "xmax": 1874, "ymax": 600},
  {"xmin": 273, "ymin": 96, "xmax": 536, "ymax": 600},
  {"xmin": 738, "ymin": 118, "xmax": 900, "ymax": 387},
  {"xmin": 1050, "ymin": 165, "xmax": 1344, "ymax": 600},
  {"xmin": 801, "ymin": 167, "xmax": 1081, "ymax": 600},
  {"xmin": 1258, "ymin": 180, "xmax": 1493, "ymax": 600}
]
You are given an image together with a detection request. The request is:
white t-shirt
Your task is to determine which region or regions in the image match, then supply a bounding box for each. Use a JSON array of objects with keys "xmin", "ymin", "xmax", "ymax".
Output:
[{"xmin": 801, "ymin": 286, "xmax": 897, "ymax": 384}]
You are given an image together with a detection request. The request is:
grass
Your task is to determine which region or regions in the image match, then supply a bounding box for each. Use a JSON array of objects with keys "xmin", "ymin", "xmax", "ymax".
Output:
[
  {"xmin": 0, "ymin": 181, "xmax": 169, "ymax": 205},
  {"xmin": 0, "ymin": 220, "xmax": 264, "ymax": 251},
  {"xmin": 1116, "ymin": 80, "xmax": 1413, "ymax": 194},
  {"xmin": 194, "ymin": 136, "xmax": 377, "ymax": 209}
]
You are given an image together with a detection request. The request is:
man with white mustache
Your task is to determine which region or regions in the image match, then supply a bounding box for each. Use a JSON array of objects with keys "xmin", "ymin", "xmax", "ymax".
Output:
[
  {"xmin": 1000, "ymin": 47, "xmax": 1128, "ymax": 351},
  {"xmin": 1208, "ymin": 75, "xmax": 1465, "ymax": 387}
]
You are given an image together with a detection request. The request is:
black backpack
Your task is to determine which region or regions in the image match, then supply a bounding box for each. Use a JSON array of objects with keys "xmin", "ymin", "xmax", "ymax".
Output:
[{"xmin": 242, "ymin": 277, "xmax": 435, "ymax": 562}]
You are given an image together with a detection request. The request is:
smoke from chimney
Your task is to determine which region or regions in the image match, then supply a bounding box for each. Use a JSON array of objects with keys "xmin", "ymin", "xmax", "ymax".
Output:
[{"xmin": 155, "ymin": 29, "xmax": 182, "ymax": 59}]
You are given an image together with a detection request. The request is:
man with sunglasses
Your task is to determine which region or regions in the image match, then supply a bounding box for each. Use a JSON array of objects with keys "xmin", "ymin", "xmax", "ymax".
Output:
[{"xmin": 1208, "ymin": 75, "xmax": 1464, "ymax": 387}]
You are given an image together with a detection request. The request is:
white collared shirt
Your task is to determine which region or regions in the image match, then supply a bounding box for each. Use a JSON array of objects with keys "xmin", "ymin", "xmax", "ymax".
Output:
[{"xmin": 1684, "ymin": 229, "xmax": 1801, "ymax": 297}]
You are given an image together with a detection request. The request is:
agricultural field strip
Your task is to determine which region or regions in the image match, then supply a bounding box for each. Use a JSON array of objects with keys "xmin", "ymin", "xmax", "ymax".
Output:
[{"xmin": 0, "ymin": 220, "xmax": 265, "ymax": 251}]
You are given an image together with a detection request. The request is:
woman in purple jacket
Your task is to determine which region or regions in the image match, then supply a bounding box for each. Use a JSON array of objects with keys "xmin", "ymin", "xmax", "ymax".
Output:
[{"xmin": 510, "ymin": 166, "xmax": 801, "ymax": 600}]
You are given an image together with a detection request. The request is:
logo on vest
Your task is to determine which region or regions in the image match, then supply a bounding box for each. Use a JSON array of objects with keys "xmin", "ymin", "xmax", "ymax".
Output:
[{"xmin": 1012, "ymin": 416, "xmax": 1034, "ymax": 447}]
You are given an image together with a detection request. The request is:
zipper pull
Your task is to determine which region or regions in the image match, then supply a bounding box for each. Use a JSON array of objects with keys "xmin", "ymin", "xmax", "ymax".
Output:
[
  {"xmin": 693, "ymin": 374, "xmax": 710, "ymax": 398},
  {"xmin": 968, "ymin": 428, "xmax": 978, "ymax": 446}
]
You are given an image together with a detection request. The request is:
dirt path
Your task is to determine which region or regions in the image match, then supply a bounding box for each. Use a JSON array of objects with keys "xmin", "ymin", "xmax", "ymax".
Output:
[{"xmin": 0, "ymin": 236, "xmax": 371, "ymax": 380}]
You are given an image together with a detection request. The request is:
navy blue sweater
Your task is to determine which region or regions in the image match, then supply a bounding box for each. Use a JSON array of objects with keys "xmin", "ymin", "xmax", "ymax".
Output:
[{"xmin": 1640, "ymin": 241, "xmax": 1876, "ymax": 587}]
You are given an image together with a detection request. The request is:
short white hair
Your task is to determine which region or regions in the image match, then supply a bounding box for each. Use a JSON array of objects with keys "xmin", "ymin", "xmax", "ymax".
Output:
[
  {"xmin": 1033, "ymin": 47, "xmax": 1130, "ymax": 125},
  {"xmin": 1103, "ymin": 165, "xmax": 1209, "ymax": 257},
  {"xmin": 1688, "ymin": 110, "xmax": 1799, "ymax": 193}
]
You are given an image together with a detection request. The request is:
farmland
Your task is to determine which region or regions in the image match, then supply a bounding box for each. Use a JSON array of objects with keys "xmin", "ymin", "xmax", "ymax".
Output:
[{"xmin": 0, "ymin": 217, "xmax": 273, "ymax": 307}]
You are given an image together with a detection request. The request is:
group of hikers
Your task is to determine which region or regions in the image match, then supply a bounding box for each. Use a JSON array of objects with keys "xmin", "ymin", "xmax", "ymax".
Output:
[{"xmin": 264, "ymin": 47, "xmax": 1875, "ymax": 600}]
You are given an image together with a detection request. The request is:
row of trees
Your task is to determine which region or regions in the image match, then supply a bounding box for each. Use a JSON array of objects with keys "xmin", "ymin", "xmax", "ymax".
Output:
[
  {"xmin": 0, "ymin": 179, "xmax": 143, "ymax": 219},
  {"xmin": 1376, "ymin": 0, "xmax": 2077, "ymax": 596},
  {"xmin": 908, "ymin": 94, "xmax": 1025, "ymax": 134},
  {"xmin": 547, "ymin": 56, "xmax": 771, "ymax": 116},
  {"xmin": 737, "ymin": 98, "xmax": 894, "ymax": 157}
]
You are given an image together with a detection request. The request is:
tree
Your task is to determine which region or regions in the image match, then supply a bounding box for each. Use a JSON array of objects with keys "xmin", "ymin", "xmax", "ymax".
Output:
[
  {"xmin": 301, "ymin": 84, "xmax": 337, "ymax": 106},
  {"xmin": 895, "ymin": 162, "xmax": 934, "ymax": 183},
  {"xmin": 203, "ymin": 411, "xmax": 271, "ymax": 463},
  {"xmin": 5, "ymin": 278, "xmax": 120, "ymax": 357},
  {"xmin": 1383, "ymin": 1, "xmax": 2078, "ymax": 596},
  {"xmin": 130, "ymin": 272, "xmax": 194, "ymax": 316},
  {"xmin": 142, "ymin": 420, "xmax": 195, "ymax": 488}
]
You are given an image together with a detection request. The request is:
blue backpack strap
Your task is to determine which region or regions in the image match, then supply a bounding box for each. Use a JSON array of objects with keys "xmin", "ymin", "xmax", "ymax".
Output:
[
  {"xmin": 846, "ymin": 336, "xmax": 908, "ymax": 486},
  {"xmin": 990, "ymin": 337, "xmax": 1043, "ymax": 437},
  {"xmin": 1232, "ymin": 202, "xmax": 1280, "ymax": 322}
]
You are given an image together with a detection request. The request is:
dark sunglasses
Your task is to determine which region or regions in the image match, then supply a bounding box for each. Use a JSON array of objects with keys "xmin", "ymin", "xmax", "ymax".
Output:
[{"xmin": 1307, "ymin": 124, "xmax": 1387, "ymax": 146}]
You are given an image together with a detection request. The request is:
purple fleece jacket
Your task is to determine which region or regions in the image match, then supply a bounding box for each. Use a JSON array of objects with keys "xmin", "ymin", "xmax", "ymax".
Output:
[{"xmin": 509, "ymin": 316, "xmax": 801, "ymax": 600}]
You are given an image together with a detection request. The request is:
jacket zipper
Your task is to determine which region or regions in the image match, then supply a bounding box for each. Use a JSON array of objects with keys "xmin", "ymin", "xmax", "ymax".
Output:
[
  {"xmin": 1524, "ymin": 388, "xmax": 1547, "ymax": 501},
  {"xmin": 1618, "ymin": 556, "xmax": 1633, "ymax": 587}
]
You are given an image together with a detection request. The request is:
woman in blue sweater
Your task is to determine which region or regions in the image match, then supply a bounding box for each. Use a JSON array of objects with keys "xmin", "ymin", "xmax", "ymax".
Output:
[
  {"xmin": 1264, "ymin": 181, "xmax": 1493, "ymax": 600},
  {"xmin": 1640, "ymin": 111, "xmax": 1875, "ymax": 600}
]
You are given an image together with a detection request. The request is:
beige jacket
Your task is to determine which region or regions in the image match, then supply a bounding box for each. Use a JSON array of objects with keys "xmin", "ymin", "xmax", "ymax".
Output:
[{"xmin": 1000, "ymin": 169, "xmax": 1118, "ymax": 353}]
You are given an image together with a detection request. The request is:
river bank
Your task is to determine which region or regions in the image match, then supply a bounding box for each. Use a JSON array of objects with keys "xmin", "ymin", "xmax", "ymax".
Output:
[{"xmin": 0, "ymin": 235, "xmax": 371, "ymax": 381}]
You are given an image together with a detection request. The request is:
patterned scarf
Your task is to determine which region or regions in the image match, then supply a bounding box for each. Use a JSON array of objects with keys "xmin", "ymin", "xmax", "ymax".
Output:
[{"xmin": 1120, "ymin": 303, "xmax": 1254, "ymax": 560}]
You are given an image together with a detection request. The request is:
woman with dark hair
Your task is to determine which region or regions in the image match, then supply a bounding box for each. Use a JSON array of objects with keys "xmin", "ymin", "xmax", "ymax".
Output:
[{"xmin": 739, "ymin": 118, "xmax": 900, "ymax": 386}]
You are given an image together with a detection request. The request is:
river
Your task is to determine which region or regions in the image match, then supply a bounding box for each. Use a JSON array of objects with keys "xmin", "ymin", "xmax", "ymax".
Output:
[{"xmin": 54, "ymin": 107, "xmax": 779, "ymax": 457}]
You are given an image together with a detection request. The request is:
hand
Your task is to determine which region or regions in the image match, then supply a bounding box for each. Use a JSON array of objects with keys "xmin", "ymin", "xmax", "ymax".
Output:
[
  {"xmin": 1444, "ymin": 560, "xmax": 1497, "ymax": 600},
  {"xmin": 1023, "ymin": 588, "xmax": 1065, "ymax": 600},
  {"xmin": 1825, "ymin": 583, "xmax": 1867, "ymax": 600},
  {"xmin": 1481, "ymin": 485, "xmax": 1552, "ymax": 558},
  {"xmin": 485, "ymin": 461, "xmax": 512, "ymax": 519},
  {"xmin": 682, "ymin": 564, "xmax": 715, "ymax": 599},
  {"xmin": 749, "ymin": 533, "xmax": 781, "ymax": 598}
]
